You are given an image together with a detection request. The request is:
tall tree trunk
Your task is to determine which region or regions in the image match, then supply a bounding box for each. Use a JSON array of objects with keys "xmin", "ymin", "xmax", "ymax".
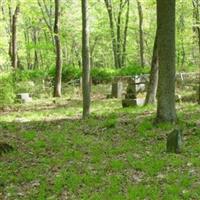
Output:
[
  {"xmin": 24, "ymin": 29, "xmax": 32, "ymax": 69},
  {"xmin": 104, "ymin": 0, "xmax": 119, "ymax": 68},
  {"xmin": 156, "ymin": 0, "xmax": 176, "ymax": 123},
  {"xmin": 192, "ymin": 0, "xmax": 200, "ymax": 104},
  {"xmin": 11, "ymin": 4, "xmax": 20, "ymax": 69},
  {"xmin": 90, "ymin": 36, "xmax": 99, "ymax": 68},
  {"xmin": 53, "ymin": 0, "xmax": 62, "ymax": 97},
  {"xmin": 136, "ymin": 0, "xmax": 145, "ymax": 67},
  {"xmin": 122, "ymin": 0, "xmax": 130, "ymax": 67},
  {"xmin": 37, "ymin": 0, "xmax": 55, "ymax": 46},
  {"xmin": 145, "ymin": 29, "xmax": 158, "ymax": 105},
  {"xmin": 6, "ymin": 1, "xmax": 13, "ymax": 64},
  {"xmin": 116, "ymin": 0, "xmax": 123, "ymax": 68},
  {"xmin": 33, "ymin": 29, "xmax": 39, "ymax": 69},
  {"xmin": 82, "ymin": 0, "xmax": 91, "ymax": 118},
  {"xmin": 177, "ymin": 6, "xmax": 185, "ymax": 68}
]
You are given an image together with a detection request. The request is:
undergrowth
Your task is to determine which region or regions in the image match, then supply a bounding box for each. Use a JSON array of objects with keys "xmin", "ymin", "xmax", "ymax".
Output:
[{"xmin": 0, "ymin": 98, "xmax": 200, "ymax": 199}]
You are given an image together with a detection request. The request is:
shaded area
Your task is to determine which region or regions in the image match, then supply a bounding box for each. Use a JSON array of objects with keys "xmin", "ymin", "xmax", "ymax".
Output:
[
  {"xmin": 0, "ymin": 99, "xmax": 82, "ymax": 115},
  {"xmin": 0, "ymin": 143, "xmax": 14, "ymax": 155},
  {"xmin": 0, "ymin": 103, "xmax": 200, "ymax": 199}
]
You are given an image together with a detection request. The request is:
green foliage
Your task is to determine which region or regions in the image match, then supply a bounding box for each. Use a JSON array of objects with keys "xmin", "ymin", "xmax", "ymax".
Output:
[
  {"xmin": 23, "ymin": 131, "xmax": 37, "ymax": 141},
  {"xmin": 0, "ymin": 69, "xmax": 52, "ymax": 103},
  {"xmin": 0, "ymin": 73, "xmax": 15, "ymax": 106},
  {"xmin": 46, "ymin": 65, "xmax": 150, "ymax": 84},
  {"xmin": 13, "ymin": 69, "xmax": 49, "ymax": 98},
  {"xmin": 177, "ymin": 63, "xmax": 198, "ymax": 72},
  {"xmin": 59, "ymin": 65, "xmax": 150, "ymax": 83},
  {"xmin": 117, "ymin": 65, "xmax": 150, "ymax": 76},
  {"xmin": 128, "ymin": 184, "xmax": 160, "ymax": 199},
  {"xmin": 12, "ymin": 69, "xmax": 48, "ymax": 82},
  {"xmin": 62, "ymin": 65, "xmax": 81, "ymax": 81},
  {"xmin": 0, "ymin": 97, "xmax": 200, "ymax": 199},
  {"xmin": 0, "ymin": 0, "xmax": 199, "ymax": 73},
  {"xmin": 48, "ymin": 65, "xmax": 81, "ymax": 82},
  {"xmin": 102, "ymin": 116, "xmax": 117, "ymax": 128},
  {"xmin": 91, "ymin": 67, "xmax": 117, "ymax": 83}
]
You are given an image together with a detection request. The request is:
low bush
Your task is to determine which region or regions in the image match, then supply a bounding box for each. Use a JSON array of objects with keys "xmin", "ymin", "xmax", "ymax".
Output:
[
  {"xmin": 62, "ymin": 65, "xmax": 81, "ymax": 82},
  {"xmin": 117, "ymin": 65, "xmax": 149, "ymax": 76},
  {"xmin": 12, "ymin": 69, "xmax": 48, "ymax": 82},
  {"xmin": 0, "ymin": 65, "xmax": 150, "ymax": 106},
  {"xmin": 0, "ymin": 73, "xmax": 15, "ymax": 106},
  {"xmin": 61, "ymin": 65, "xmax": 149, "ymax": 84},
  {"xmin": 91, "ymin": 67, "xmax": 117, "ymax": 83}
]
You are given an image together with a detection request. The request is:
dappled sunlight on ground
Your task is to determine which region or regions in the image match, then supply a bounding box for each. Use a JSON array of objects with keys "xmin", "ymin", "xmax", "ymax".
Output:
[{"xmin": 0, "ymin": 97, "xmax": 200, "ymax": 199}]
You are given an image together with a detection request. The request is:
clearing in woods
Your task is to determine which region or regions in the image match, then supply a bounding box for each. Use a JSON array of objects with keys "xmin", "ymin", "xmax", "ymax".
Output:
[{"xmin": 0, "ymin": 87, "xmax": 200, "ymax": 199}]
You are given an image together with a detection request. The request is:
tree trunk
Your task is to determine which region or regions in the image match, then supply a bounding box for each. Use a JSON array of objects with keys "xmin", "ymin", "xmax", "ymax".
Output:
[
  {"xmin": 122, "ymin": 0, "xmax": 130, "ymax": 67},
  {"xmin": 33, "ymin": 29, "xmax": 39, "ymax": 69},
  {"xmin": 145, "ymin": 30, "xmax": 158, "ymax": 105},
  {"xmin": 11, "ymin": 4, "xmax": 20, "ymax": 69},
  {"xmin": 24, "ymin": 29, "xmax": 32, "ymax": 69},
  {"xmin": 156, "ymin": 0, "xmax": 176, "ymax": 123},
  {"xmin": 104, "ymin": 0, "xmax": 119, "ymax": 68},
  {"xmin": 37, "ymin": 0, "xmax": 55, "ymax": 46},
  {"xmin": 136, "ymin": 0, "xmax": 145, "ymax": 67},
  {"xmin": 116, "ymin": 0, "xmax": 123, "ymax": 68},
  {"xmin": 177, "ymin": 7, "xmax": 185, "ymax": 68},
  {"xmin": 82, "ymin": 0, "xmax": 91, "ymax": 118},
  {"xmin": 53, "ymin": 0, "xmax": 62, "ymax": 97},
  {"xmin": 90, "ymin": 36, "xmax": 99, "ymax": 68},
  {"xmin": 192, "ymin": 0, "xmax": 200, "ymax": 104},
  {"xmin": 6, "ymin": 2, "xmax": 13, "ymax": 64}
]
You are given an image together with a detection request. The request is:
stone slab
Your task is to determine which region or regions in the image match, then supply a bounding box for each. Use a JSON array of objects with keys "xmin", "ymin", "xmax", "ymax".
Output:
[
  {"xmin": 16, "ymin": 93, "xmax": 32, "ymax": 103},
  {"xmin": 122, "ymin": 98, "xmax": 145, "ymax": 107}
]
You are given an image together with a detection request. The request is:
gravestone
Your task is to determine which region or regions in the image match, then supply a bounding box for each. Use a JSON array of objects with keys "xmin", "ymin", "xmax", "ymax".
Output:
[
  {"xmin": 122, "ymin": 78, "xmax": 137, "ymax": 107},
  {"xmin": 134, "ymin": 75, "xmax": 147, "ymax": 93},
  {"xmin": 111, "ymin": 80, "xmax": 123, "ymax": 98},
  {"xmin": 122, "ymin": 76, "xmax": 146, "ymax": 107},
  {"xmin": 166, "ymin": 129, "xmax": 183, "ymax": 153},
  {"xmin": 16, "ymin": 93, "xmax": 32, "ymax": 103}
]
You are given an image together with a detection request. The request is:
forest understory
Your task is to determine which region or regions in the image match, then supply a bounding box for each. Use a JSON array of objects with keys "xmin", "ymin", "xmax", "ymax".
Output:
[{"xmin": 0, "ymin": 85, "xmax": 200, "ymax": 200}]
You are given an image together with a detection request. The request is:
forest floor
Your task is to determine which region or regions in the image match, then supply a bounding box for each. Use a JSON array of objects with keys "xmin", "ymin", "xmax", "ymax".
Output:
[{"xmin": 0, "ymin": 87, "xmax": 200, "ymax": 200}]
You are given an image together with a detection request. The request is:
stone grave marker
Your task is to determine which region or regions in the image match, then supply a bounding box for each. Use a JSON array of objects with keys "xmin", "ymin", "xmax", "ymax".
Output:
[
  {"xmin": 122, "ymin": 76, "xmax": 147, "ymax": 107},
  {"xmin": 16, "ymin": 93, "xmax": 32, "ymax": 103},
  {"xmin": 111, "ymin": 80, "xmax": 123, "ymax": 98}
]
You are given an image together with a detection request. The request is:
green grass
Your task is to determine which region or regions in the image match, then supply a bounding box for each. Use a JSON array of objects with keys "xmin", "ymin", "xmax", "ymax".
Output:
[{"xmin": 0, "ymin": 96, "xmax": 200, "ymax": 199}]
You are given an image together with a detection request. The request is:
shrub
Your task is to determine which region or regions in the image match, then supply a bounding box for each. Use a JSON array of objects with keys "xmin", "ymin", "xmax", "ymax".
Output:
[
  {"xmin": 48, "ymin": 66, "xmax": 56, "ymax": 79},
  {"xmin": 91, "ymin": 67, "xmax": 117, "ymax": 83},
  {"xmin": 13, "ymin": 69, "xmax": 48, "ymax": 82},
  {"xmin": 117, "ymin": 65, "xmax": 149, "ymax": 76},
  {"xmin": 47, "ymin": 65, "xmax": 150, "ymax": 83},
  {"xmin": 0, "ymin": 73, "xmax": 15, "ymax": 106},
  {"xmin": 0, "ymin": 65, "xmax": 150, "ymax": 107},
  {"xmin": 62, "ymin": 65, "xmax": 81, "ymax": 82}
]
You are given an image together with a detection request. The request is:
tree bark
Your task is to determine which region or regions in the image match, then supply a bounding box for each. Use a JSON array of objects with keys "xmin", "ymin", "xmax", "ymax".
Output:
[
  {"xmin": 11, "ymin": 4, "xmax": 20, "ymax": 69},
  {"xmin": 104, "ymin": 0, "xmax": 119, "ymax": 68},
  {"xmin": 192, "ymin": 0, "xmax": 200, "ymax": 104},
  {"xmin": 145, "ymin": 29, "xmax": 158, "ymax": 105},
  {"xmin": 33, "ymin": 28, "xmax": 39, "ymax": 69},
  {"xmin": 82, "ymin": 0, "xmax": 91, "ymax": 118},
  {"xmin": 24, "ymin": 29, "xmax": 32, "ymax": 69},
  {"xmin": 104, "ymin": 0, "xmax": 128, "ymax": 68},
  {"xmin": 122, "ymin": 0, "xmax": 130, "ymax": 67},
  {"xmin": 156, "ymin": 0, "xmax": 177, "ymax": 123},
  {"xmin": 116, "ymin": 0, "xmax": 123, "ymax": 68},
  {"xmin": 37, "ymin": 0, "xmax": 55, "ymax": 46},
  {"xmin": 136, "ymin": 0, "xmax": 145, "ymax": 67},
  {"xmin": 53, "ymin": 0, "xmax": 62, "ymax": 97}
]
